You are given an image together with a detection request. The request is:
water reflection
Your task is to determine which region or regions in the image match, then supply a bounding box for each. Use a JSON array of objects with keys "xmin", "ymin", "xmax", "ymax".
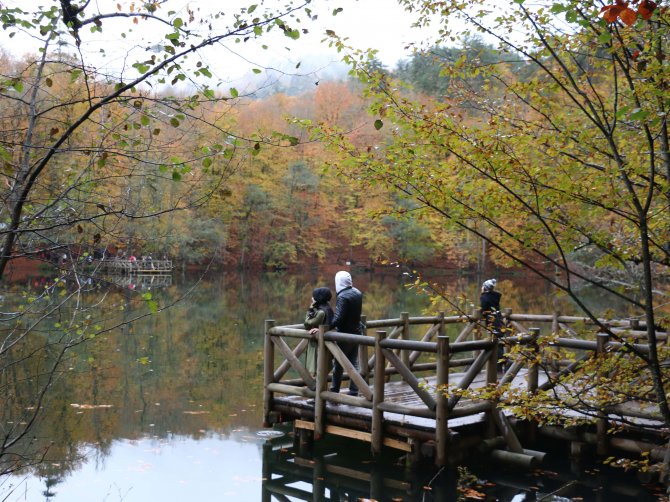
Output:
[
  {"xmin": 261, "ymin": 429, "xmax": 665, "ymax": 501},
  {"xmin": 0, "ymin": 268, "xmax": 655, "ymax": 501}
]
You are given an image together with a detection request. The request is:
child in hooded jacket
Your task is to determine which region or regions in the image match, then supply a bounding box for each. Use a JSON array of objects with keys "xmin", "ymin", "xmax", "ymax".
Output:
[{"xmin": 303, "ymin": 287, "xmax": 334, "ymax": 374}]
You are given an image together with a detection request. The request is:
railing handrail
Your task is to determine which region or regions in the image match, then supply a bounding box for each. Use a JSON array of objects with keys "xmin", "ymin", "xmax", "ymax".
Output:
[{"xmin": 263, "ymin": 312, "xmax": 665, "ymax": 467}]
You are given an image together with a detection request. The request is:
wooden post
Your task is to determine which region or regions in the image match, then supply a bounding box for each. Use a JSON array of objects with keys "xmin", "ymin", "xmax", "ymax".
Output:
[
  {"xmin": 596, "ymin": 332, "xmax": 610, "ymax": 456},
  {"xmin": 370, "ymin": 464, "xmax": 383, "ymax": 502},
  {"xmin": 435, "ymin": 334, "xmax": 450, "ymax": 466},
  {"xmin": 401, "ymin": 312, "xmax": 410, "ymax": 369},
  {"xmin": 315, "ymin": 324, "xmax": 329, "ymax": 439},
  {"xmin": 261, "ymin": 441, "xmax": 272, "ymax": 502},
  {"xmin": 296, "ymin": 428, "xmax": 313, "ymax": 458},
  {"xmin": 313, "ymin": 456, "xmax": 326, "ymax": 501},
  {"xmin": 473, "ymin": 307, "xmax": 482, "ymax": 340},
  {"xmin": 360, "ymin": 315, "xmax": 370, "ymax": 384},
  {"xmin": 486, "ymin": 335, "xmax": 499, "ymax": 439},
  {"xmin": 487, "ymin": 338, "xmax": 498, "ymax": 382},
  {"xmin": 527, "ymin": 327, "xmax": 541, "ymax": 443},
  {"xmin": 528, "ymin": 328, "xmax": 540, "ymax": 394},
  {"xmin": 263, "ymin": 319, "xmax": 276, "ymax": 427},
  {"xmin": 371, "ymin": 330, "xmax": 387, "ymax": 457}
]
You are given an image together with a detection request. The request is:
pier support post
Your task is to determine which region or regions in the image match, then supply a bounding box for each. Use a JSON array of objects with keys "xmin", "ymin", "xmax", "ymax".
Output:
[
  {"xmin": 371, "ymin": 330, "xmax": 387, "ymax": 457},
  {"xmin": 527, "ymin": 328, "xmax": 540, "ymax": 393},
  {"xmin": 315, "ymin": 325, "xmax": 329, "ymax": 439},
  {"xmin": 295, "ymin": 428, "xmax": 314, "ymax": 457},
  {"xmin": 596, "ymin": 332, "xmax": 610, "ymax": 456},
  {"xmin": 526, "ymin": 327, "xmax": 541, "ymax": 443},
  {"xmin": 473, "ymin": 307, "xmax": 482, "ymax": 341},
  {"xmin": 401, "ymin": 312, "xmax": 410, "ymax": 369},
  {"xmin": 263, "ymin": 320, "xmax": 276, "ymax": 427},
  {"xmin": 435, "ymin": 334, "xmax": 450, "ymax": 466},
  {"xmin": 486, "ymin": 336, "xmax": 499, "ymax": 438},
  {"xmin": 360, "ymin": 315, "xmax": 370, "ymax": 384}
]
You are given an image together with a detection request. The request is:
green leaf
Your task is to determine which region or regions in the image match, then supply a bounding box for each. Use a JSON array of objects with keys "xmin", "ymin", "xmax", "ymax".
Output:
[
  {"xmin": 598, "ymin": 31, "xmax": 612, "ymax": 44},
  {"xmin": 630, "ymin": 108, "xmax": 649, "ymax": 121},
  {"xmin": 230, "ymin": 87, "xmax": 239, "ymax": 98},
  {"xmin": 170, "ymin": 117, "xmax": 180, "ymax": 127},
  {"xmin": 374, "ymin": 119, "xmax": 384, "ymax": 130},
  {"xmin": 285, "ymin": 29, "xmax": 300, "ymax": 40},
  {"xmin": 0, "ymin": 146, "xmax": 10, "ymax": 161},
  {"xmin": 173, "ymin": 17, "xmax": 183, "ymax": 29},
  {"xmin": 172, "ymin": 170, "xmax": 182, "ymax": 181},
  {"xmin": 133, "ymin": 62, "xmax": 150, "ymax": 74}
]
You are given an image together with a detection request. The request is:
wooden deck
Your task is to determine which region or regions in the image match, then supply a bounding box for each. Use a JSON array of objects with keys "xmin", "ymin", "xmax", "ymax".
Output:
[
  {"xmin": 97, "ymin": 259, "xmax": 172, "ymax": 274},
  {"xmin": 263, "ymin": 311, "xmax": 668, "ymax": 469}
]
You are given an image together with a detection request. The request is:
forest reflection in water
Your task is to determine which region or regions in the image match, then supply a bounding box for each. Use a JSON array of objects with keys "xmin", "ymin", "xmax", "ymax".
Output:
[{"xmin": 0, "ymin": 267, "xmax": 650, "ymax": 501}]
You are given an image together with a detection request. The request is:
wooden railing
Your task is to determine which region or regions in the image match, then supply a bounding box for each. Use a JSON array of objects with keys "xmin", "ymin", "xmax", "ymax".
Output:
[
  {"xmin": 263, "ymin": 310, "xmax": 667, "ymax": 466},
  {"xmin": 98, "ymin": 259, "xmax": 173, "ymax": 273}
]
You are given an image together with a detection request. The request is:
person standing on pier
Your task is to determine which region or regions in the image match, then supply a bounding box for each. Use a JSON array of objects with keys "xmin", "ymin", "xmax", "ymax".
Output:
[
  {"xmin": 311, "ymin": 271, "xmax": 363, "ymax": 396},
  {"xmin": 330, "ymin": 271, "xmax": 363, "ymax": 396},
  {"xmin": 480, "ymin": 278, "xmax": 505, "ymax": 370},
  {"xmin": 303, "ymin": 287, "xmax": 334, "ymax": 375}
]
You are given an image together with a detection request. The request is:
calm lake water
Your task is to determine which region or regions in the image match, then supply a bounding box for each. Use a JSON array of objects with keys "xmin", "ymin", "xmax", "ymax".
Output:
[{"xmin": 0, "ymin": 267, "xmax": 662, "ymax": 501}]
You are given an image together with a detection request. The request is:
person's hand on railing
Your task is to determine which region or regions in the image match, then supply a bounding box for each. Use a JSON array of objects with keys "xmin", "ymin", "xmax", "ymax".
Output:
[{"xmin": 309, "ymin": 328, "xmax": 319, "ymax": 336}]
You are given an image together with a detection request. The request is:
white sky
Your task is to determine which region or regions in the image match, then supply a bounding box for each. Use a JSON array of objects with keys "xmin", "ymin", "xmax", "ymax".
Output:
[{"xmin": 0, "ymin": 0, "xmax": 439, "ymax": 84}]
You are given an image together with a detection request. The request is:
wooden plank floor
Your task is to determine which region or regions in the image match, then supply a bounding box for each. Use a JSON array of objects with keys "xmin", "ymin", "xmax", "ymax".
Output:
[
  {"xmin": 272, "ymin": 368, "xmax": 662, "ymax": 438},
  {"xmin": 273, "ymin": 370, "xmax": 538, "ymax": 433}
]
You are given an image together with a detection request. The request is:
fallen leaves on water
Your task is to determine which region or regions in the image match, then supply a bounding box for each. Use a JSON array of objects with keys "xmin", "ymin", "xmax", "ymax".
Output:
[
  {"xmin": 460, "ymin": 488, "xmax": 486, "ymax": 500},
  {"xmin": 70, "ymin": 403, "xmax": 113, "ymax": 409}
]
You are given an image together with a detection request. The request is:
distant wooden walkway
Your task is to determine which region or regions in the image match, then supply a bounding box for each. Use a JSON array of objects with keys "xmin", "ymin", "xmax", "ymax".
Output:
[
  {"xmin": 263, "ymin": 311, "xmax": 668, "ymax": 469},
  {"xmin": 97, "ymin": 259, "xmax": 172, "ymax": 274}
]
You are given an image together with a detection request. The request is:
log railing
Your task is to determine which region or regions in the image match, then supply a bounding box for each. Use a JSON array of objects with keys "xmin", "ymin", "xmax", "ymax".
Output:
[{"xmin": 263, "ymin": 310, "xmax": 667, "ymax": 466}]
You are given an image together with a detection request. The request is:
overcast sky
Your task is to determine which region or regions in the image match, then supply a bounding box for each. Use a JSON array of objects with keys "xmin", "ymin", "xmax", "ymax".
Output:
[{"xmin": 0, "ymin": 0, "xmax": 440, "ymax": 88}]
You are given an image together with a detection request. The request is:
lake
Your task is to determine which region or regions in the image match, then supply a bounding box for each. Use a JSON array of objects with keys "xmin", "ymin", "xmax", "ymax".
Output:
[{"xmin": 0, "ymin": 267, "xmax": 662, "ymax": 501}]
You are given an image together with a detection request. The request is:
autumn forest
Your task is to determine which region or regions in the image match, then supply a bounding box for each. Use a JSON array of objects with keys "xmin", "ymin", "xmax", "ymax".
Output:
[{"xmin": 2, "ymin": 0, "xmax": 670, "ymax": 490}]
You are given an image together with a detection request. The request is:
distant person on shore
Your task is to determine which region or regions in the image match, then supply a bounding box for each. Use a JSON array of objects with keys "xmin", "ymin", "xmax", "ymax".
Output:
[
  {"xmin": 480, "ymin": 278, "xmax": 505, "ymax": 370},
  {"xmin": 303, "ymin": 287, "xmax": 334, "ymax": 375}
]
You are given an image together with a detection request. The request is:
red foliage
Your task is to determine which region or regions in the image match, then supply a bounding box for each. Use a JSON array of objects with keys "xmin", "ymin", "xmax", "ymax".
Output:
[{"xmin": 600, "ymin": 0, "xmax": 658, "ymax": 25}]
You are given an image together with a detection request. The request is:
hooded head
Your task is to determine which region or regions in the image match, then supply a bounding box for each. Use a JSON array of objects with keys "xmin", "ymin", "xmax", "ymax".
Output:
[
  {"xmin": 335, "ymin": 271, "xmax": 352, "ymax": 294},
  {"xmin": 482, "ymin": 279, "xmax": 497, "ymax": 292},
  {"xmin": 312, "ymin": 287, "xmax": 332, "ymax": 305}
]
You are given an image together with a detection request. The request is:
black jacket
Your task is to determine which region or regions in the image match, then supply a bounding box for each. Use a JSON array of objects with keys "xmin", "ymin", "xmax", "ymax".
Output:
[
  {"xmin": 330, "ymin": 286, "xmax": 363, "ymax": 334},
  {"xmin": 480, "ymin": 291, "xmax": 502, "ymax": 314},
  {"xmin": 480, "ymin": 290, "xmax": 503, "ymax": 334}
]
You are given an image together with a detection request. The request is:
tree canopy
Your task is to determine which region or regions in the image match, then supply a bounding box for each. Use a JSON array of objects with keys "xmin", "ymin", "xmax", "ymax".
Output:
[{"xmin": 302, "ymin": 0, "xmax": 670, "ymax": 448}]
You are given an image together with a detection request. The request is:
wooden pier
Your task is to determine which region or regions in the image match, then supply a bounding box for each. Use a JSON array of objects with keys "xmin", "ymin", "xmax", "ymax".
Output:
[
  {"xmin": 97, "ymin": 258, "xmax": 172, "ymax": 274},
  {"xmin": 263, "ymin": 310, "xmax": 669, "ymax": 470}
]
